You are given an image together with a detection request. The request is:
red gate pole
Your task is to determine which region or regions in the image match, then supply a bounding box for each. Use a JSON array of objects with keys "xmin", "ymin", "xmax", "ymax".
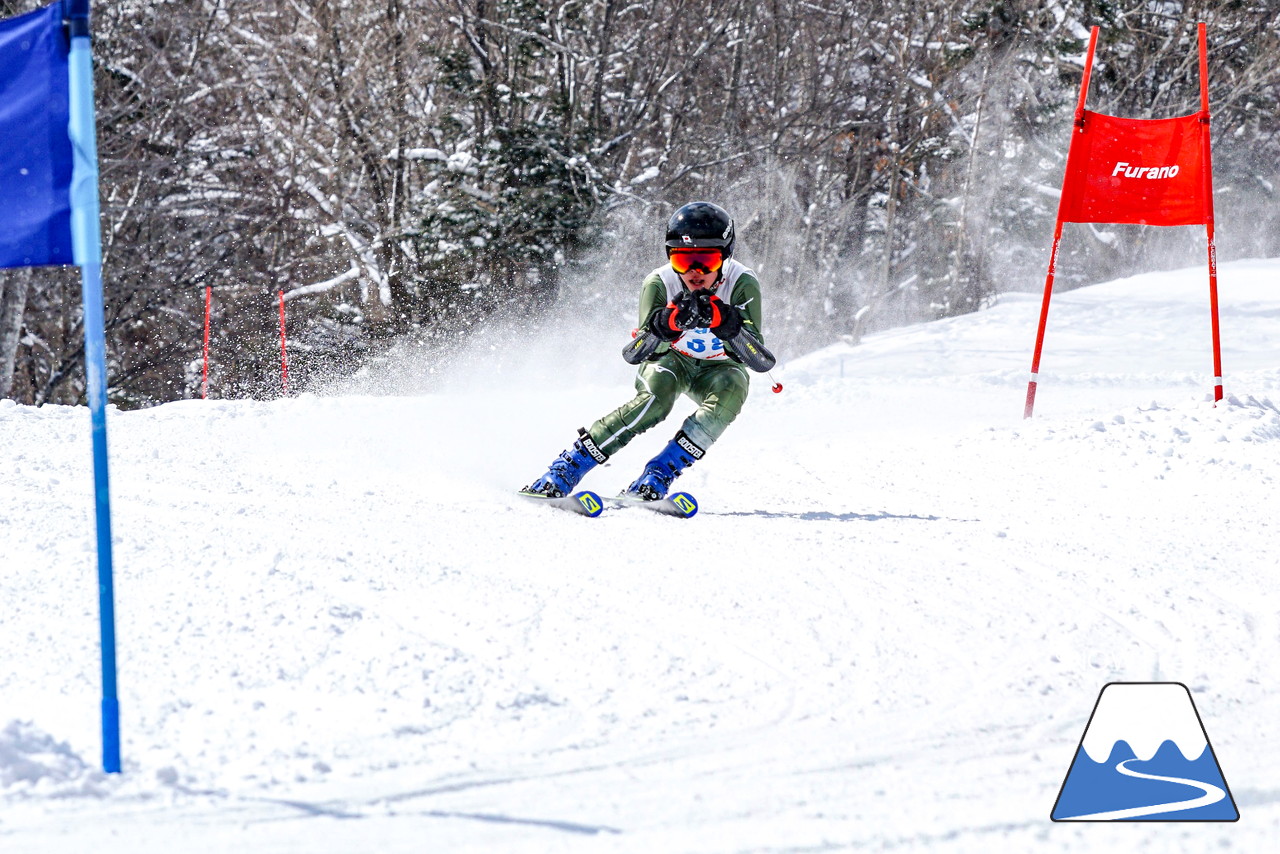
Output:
[
  {"xmin": 1024, "ymin": 224, "xmax": 1065, "ymax": 418},
  {"xmin": 277, "ymin": 289, "xmax": 289, "ymax": 394},
  {"xmin": 202, "ymin": 285, "xmax": 211, "ymax": 399},
  {"xmin": 1198, "ymin": 22, "xmax": 1223, "ymax": 404},
  {"xmin": 1025, "ymin": 26, "xmax": 1098, "ymax": 418}
]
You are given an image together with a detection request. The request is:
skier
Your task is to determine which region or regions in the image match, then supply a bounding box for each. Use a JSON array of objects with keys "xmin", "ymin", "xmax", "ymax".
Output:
[{"xmin": 523, "ymin": 201, "xmax": 774, "ymax": 502}]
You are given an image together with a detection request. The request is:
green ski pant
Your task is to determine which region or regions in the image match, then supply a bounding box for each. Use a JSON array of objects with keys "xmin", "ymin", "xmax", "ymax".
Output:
[{"xmin": 586, "ymin": 351, "xmax": 750, "ymax": 458}]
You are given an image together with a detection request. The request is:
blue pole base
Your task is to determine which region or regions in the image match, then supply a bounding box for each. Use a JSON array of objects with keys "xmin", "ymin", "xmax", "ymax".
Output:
[{"xmin": 102, "ymin": 697, "xmax": 120, "ymax": 773}]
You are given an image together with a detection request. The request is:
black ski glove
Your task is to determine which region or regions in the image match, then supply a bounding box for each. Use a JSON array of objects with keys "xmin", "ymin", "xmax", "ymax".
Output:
[
  {"xmin": 706, "ymin": 295, "xmax": 744, "ymax": 340},
  {"xmin": 649, "ymin": 290, "xmax": 702, "ymax": 341}
]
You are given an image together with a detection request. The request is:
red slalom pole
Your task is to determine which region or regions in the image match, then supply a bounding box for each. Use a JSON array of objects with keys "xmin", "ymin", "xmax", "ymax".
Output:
[
  {"xmin": 202, "ymin": 285, "xmax": 211, "ymax": 399},
  {"xmin": 1198, "ymin": 23, "xmax": 1223, "ymax": 403},
  {"xmin": 278, "ymin": 289, "xmax": 289, "ymax": 394},
  {"xmin": 1024, "ymin": 27, "xmax": 1098, "ymax": 418},
  {"xmin": 1024, "ymin": 223, "xmax": 1064, "ymax": 418}
]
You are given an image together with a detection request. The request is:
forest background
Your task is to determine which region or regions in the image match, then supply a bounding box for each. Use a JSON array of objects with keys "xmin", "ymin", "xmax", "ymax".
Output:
[{"xmin": 0, "ymin": 0, "xmax": 1276, "ymax": 407}]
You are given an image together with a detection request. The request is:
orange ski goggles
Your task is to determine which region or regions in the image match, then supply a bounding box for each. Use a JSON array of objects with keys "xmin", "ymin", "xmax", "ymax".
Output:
[{"xmin": 669, "ymin": 248, "xmax": 724, "ymax": 274}]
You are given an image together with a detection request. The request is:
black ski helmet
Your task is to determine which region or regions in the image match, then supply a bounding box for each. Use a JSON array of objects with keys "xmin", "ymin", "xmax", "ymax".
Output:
[{"xmin": 665, "ymin": 201, "xmax": 735, "ymax": 258}]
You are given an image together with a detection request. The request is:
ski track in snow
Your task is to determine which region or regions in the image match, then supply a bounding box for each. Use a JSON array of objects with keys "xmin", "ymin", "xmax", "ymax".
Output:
[{"xmin": 2, "ymin": 260, "xmax": 1280, "ymax": 852}]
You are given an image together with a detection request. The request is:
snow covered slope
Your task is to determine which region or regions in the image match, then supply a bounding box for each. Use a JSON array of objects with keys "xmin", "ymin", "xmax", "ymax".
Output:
[{"xmin": 2, "ymin": 260, "xmax": 1279, "ymax": 852}]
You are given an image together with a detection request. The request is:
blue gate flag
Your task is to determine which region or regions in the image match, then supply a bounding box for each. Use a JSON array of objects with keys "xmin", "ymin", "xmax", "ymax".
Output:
[
  {"xmin": 66, "ymin": 0, "xmax": 122, "ymax": 776},
  {"xmin": 0, "ymin": 3, "xmax": 74, "ymax": 269},
  {"xmin": 2, "ymin": 0, "xmax": 122, "ymax": 775}
]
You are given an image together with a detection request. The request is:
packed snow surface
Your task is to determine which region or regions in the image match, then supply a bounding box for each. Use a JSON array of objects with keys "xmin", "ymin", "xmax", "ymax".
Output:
[{"xmin": 3, "ymin": 259, "xmax": 1279, "ymax": 852}]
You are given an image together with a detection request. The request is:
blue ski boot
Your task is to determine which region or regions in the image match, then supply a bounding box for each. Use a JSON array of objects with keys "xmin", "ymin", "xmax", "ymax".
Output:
[
  {"xmin": 525, "ymin": 429, "xmax": 608, "ymax": 498},
  {"xmin": 623, "ymin": 431, "xmax": 705, "ymax": 500}
]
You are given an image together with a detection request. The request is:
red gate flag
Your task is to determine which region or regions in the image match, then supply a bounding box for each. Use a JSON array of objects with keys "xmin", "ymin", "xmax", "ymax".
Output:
[
  {"xmin": 1059, "ymin": 111, "xmax": 1209, "ymax": 226},
  {"xmin": 1024, "ymin": 23, "xmax": 1221, "ymax": 418}
]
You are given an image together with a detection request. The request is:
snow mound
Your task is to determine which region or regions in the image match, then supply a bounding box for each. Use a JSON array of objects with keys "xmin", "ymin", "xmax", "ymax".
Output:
[
  {"xmin": 1014, "ymin": 394, "xmax": 1280, "ymax": 446},
  {"xmin": 0, "ymin": 721, "xmax": 103, "ymax": 797},
  {"xmin": 1229, "ymin": 394, "xmax": 1280, "ymax": 442}
]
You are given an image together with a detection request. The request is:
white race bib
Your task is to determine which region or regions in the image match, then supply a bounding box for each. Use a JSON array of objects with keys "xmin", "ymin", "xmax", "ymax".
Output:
[{"xmin": 673, "ymin": 327, "xmax": 728, "ymax": 360}]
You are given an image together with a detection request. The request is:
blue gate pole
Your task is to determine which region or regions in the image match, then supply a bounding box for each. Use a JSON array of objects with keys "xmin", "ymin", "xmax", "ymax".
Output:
[{"xmin": 66, "ymin": 0, "xmax": 120, "ymax": 774}]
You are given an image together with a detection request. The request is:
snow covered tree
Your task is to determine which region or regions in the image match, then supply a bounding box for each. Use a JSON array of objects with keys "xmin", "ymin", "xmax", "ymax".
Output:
[
  {"xmin": 2, "ymin": 0, "xmax": 1277, "ymax": 405},
  {"xmin": 409, "ymin": 0, "xmax": 611, "ymax": 328}
]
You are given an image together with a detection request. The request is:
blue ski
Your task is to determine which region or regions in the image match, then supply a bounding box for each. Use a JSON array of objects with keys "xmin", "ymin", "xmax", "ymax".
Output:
[
  {"xmin": 609, "ymin": 491, "xmax": 698, "ymax": 518},
  {"xmin": 517, "ymin": 489, "xmax": 604, "ymax": 518}
]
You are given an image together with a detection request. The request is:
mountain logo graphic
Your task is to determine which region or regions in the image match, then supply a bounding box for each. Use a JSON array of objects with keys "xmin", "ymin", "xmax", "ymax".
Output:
[{"xmin": 1051, "ymin": 682, "xmax": 1238, "ymax": 821}]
